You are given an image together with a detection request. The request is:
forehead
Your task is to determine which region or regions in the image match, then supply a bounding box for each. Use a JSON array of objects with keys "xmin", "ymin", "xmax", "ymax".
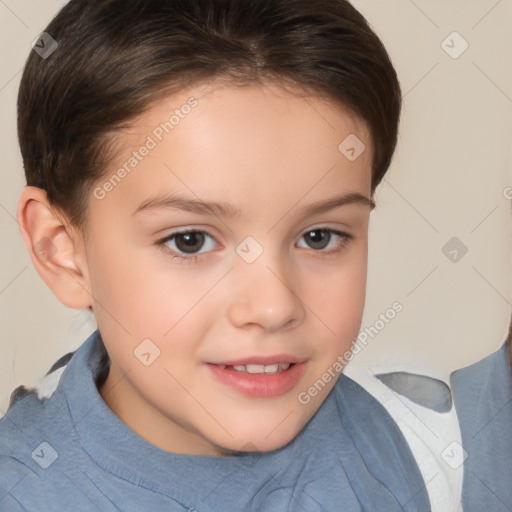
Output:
[
  {"xmin": 89, "ymin": 78, "xmax": 372, "ymax": 222},
  {"xmin": 112, "ymin": 77, "xmax": 371, "ymax": 160}
]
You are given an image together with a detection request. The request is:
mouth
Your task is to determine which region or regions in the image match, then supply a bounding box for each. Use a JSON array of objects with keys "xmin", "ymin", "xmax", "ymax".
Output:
[
  {"xmin": 205, "ymin": 359, "xmax": 307, "ymax": 398},
  {"xmin": 216, "ymin": 362, "xmax": 293, "ymax": 374}
]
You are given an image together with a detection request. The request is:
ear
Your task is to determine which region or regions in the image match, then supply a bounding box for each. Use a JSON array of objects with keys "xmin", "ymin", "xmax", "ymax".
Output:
[{"xmin": 17, "ymin": 186, "xmax": 92, "ymax": 309}]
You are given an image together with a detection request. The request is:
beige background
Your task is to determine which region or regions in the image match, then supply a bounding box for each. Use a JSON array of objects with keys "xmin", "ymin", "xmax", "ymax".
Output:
[{"xmin": 1, "ymin": 0, "xmax": 511, "ymax": 414}]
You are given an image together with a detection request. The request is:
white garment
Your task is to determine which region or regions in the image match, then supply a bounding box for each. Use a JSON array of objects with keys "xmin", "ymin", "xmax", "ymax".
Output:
[{"xmin": 344, "ymin": 363, "xmax": 463, "ymax": 512}]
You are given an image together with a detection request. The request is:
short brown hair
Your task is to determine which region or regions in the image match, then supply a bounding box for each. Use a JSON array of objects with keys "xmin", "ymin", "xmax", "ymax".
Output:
[{"xmin": 18, "ymin": 0, "xmax": 401, "ymax": 231}]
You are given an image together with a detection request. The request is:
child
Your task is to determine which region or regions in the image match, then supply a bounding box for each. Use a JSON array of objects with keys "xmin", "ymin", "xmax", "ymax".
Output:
[
  {"xmin": 451, "ymin": 318, "xmax": 512, "ymax": 510},
  {"xmin": 0, "ymin": 0, "xmax": 431, "ymax": 510}
]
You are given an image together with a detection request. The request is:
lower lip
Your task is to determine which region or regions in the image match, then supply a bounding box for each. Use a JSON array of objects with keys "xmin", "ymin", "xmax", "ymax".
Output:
[{"xmin": 206, "ymin": 362, "xmax": 307, "ymax": 398}]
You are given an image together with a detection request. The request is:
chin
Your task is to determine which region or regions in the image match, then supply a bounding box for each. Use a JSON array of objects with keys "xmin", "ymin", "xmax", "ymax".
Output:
[{"xmin": 210, "ymin": 425, "xmax": 303, "ymax": 456}]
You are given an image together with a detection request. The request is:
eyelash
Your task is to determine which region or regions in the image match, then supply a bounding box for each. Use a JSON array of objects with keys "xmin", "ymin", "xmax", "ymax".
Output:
[{"xmin": 156, "ymin": 228, "xmax": 353, "ymax": 264}]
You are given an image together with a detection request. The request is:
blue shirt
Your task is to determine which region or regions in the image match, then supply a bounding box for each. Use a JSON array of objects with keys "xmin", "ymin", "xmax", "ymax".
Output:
[
  {"xmin": 0, "ymin": 330, "xmax": 430, "ymax": 511},
  {"xmin": 451, "ymin": 343, "xmax": 512, "ymax": 511}
]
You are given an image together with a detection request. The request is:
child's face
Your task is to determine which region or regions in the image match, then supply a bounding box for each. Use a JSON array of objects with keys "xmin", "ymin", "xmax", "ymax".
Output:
[{"xmin": 79, "ymin": 79, "xmax": 372, "ymax": 456}]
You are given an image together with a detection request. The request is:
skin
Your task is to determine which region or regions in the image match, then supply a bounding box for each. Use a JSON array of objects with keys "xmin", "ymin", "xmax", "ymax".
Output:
[{"xmin": 18, "ymin": 78, "xmax": 373, "ymax": 456}]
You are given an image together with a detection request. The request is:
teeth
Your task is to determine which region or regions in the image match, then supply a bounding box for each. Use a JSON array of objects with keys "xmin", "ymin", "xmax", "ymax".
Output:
[
  {"xmin": 246, "ymin": 364, "xmax": 265, "ymax": 374},
  {"xmin": 226, "ymin": 363, "xmax": 292, "ymax": 374}
]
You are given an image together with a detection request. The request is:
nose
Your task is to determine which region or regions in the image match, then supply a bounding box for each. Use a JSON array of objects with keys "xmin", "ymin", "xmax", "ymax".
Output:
[{"xmin": 227, "ymin": 254, "xmax": 306, "ymax": 332}]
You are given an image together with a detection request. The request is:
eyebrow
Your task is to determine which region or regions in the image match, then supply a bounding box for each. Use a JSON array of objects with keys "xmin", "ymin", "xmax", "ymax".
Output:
[{"xmin": 132, "ymin": 191, "xmax": 375, "ymax": 219}]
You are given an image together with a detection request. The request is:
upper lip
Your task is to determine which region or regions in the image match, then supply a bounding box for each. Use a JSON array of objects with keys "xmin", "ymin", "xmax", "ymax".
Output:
[{"xmin": 208, "ymin": 354, "xmax": 307, "ymax": 366}]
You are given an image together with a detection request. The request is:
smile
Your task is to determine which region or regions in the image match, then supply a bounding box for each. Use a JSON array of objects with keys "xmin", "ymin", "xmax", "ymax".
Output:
[
  {"xmin": 206, "ymin": 361, "xmax": 307, "ymax": 398},
  {"xmin": 218, "ymin": 363, "xmax": 291, "ymax": 374}
]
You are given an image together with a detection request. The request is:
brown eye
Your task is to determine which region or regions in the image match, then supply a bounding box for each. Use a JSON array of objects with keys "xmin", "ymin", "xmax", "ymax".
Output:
[
  {"xmin": 173, "ymin": 232, "xmax": 205, "ymax": 254},
  {"xmin": 303, "ymin": 230, "xmax": 331, "ymax": 250},
  {"xmin": 297, "ymin": 228, "xmax": 352, "ymax": 253},
  {"xmin": 160, "ymin": 230, "xmax": 218, "ymax": 256}
]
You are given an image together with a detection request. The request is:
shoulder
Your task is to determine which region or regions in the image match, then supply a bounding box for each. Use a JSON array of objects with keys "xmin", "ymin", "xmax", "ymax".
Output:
[
  {"xmin": 451, "ymin": 343, "xmax": 510, "ymax": 389},
  {"xmin": 0, "ymin": 453, "xmax": 52, "ymax": 511},
  {"xmin": 0, "ymin": 387, "xmax": 67, "ymax": 468},
  {"xmin": 450, "ymin": 343, "xmax": 512, "ymax": 509},
  {"xmin": 450, "ymin": 343, "xmax": 512, "ymax": 421},
  {"xmin": 0, "ymin": 350, "xmax": 79, "ymax": 479},
  {"xmin": 330, "ymin": 374, "xmax": 431, "ymax": 510},
  {"xmin": 450, "ymin": 341, "xmax": 512, "ymax": 429},
  {"xmin": 0, "ymin": 384, "xmax": 104, "ymax": 512},
  {"xmin": 0, "ymin": 449, "xmax": 113, "ymax": 512},
  {"xmin": 0, "ymin": 400, "xmax": 61, "ymax": 512},
  {"xmin": 0, "ymin": 346, "xmax": 77, "ymax": 454}
]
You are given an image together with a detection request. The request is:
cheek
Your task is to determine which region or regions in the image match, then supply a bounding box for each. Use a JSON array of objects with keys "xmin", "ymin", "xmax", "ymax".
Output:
[
  {"xmin": 86, "ymin": 234, "xmax": 191, "ymax": 332},
  {"xmin": 87, "ymin": 246, "xmax": 154, "ymax": 320},
  {"xmin": 309, "ymin": 251, "xmax": 367, "ymax": 333}
]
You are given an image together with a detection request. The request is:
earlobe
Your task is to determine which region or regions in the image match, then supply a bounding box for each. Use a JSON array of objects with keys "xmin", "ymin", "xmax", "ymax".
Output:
[{"xmin": 17, "ymin": 186, "xmax": 92, "ymax": 309}]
